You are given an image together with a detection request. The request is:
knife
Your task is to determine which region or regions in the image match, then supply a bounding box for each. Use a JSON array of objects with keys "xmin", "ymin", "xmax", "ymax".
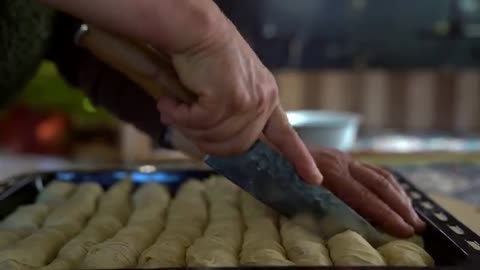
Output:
[{"xmin": 75, "ymin": 24, "xmax": 392, "ymax": 246}]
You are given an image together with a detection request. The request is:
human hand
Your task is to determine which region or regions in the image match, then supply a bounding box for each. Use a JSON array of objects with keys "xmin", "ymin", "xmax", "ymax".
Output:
[
  {"xmin": 310, "ymin": 148, "xmax": 426, "ymax": 238},
  {"xmin": 40, "ymin": 0, "xmax": 323, "ymax": 184}
]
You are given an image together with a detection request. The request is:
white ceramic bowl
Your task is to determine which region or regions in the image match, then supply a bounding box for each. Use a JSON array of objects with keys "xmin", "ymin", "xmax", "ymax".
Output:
[{"xmin": 287, "ymin": 110, "xmax": 361, "ymax": 151}]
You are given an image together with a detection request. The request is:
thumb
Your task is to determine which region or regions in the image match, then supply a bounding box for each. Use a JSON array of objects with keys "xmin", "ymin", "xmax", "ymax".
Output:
[{"xmin": 263, "ymin": 105, "xmax": 323, "ymax": 185}]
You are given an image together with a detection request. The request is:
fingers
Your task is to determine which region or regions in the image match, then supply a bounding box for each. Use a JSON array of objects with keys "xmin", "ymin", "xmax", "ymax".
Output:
[
  {"xmin": 361, "ymin": 163, "xmax": 426, "ymax": 231},
  {"xmin": 186, "ymin": 120, "xmax": 260, "ymax": 156},
  {"xmin": 157, "ymin": 96, "xmax": 265, "ymax": 156},
  {"xmin": 162, "ymin": 107, "xmax": 257, "ymax": 144},
  {"xmin": 322, "ymin": 175, "xmax": 415, "ymax": 238},
  {"xmin": 157, "ymin": 95, "xmax": 227, "ymax": 129},
  {"xmin": 363, "ymin": 164, "xmax": 406, "ymax": 195},
  {"xmin": 350, "ymin": 162, "xmax": 426, "ymax": 233},
  {"xmin": 264, "ymin": 106, "xmax": 323, "ymax": 185}
]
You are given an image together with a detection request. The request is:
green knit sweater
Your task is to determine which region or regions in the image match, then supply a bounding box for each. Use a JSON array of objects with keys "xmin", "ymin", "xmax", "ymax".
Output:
[{"xmin": 0, "ymin": 0, "xmax": 56, "ymax": 107}]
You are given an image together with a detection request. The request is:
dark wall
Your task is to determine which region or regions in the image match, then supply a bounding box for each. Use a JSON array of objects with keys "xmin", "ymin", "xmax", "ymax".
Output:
[{"xmin": 217, "ymin": 0, "xmax": 480, "ymax": 69}]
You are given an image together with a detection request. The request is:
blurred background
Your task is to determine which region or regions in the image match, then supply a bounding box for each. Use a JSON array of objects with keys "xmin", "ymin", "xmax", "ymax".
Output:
[{"xmin": 1, "ymin": 0, "xmax": 480, "ymax": 204}]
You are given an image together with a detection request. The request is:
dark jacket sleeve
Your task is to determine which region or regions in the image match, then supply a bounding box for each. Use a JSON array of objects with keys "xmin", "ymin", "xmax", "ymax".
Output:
[{"xmin": 46, "ymin": 13, "xmax": 172, "ymax": 149}]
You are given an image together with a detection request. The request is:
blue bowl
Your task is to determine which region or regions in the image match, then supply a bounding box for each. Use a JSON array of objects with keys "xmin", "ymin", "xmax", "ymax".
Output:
[{"xmin": 287, "ymin": 110, "xmax": 361, "ymax": 151}]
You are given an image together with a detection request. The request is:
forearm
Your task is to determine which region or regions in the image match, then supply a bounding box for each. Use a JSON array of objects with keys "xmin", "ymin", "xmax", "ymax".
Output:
[{"xmin": 37, "ymin": 0, "xmax": 231, "ymax": 53}]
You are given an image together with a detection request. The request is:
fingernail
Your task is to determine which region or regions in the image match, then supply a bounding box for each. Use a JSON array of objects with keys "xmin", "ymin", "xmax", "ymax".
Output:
[
  {"xmin": 317, "ymin": 172, "xmax": 324, "ymax": 184},
  {"xmin": 302, "ymin": 171, "xmax": 323, "ymax": 185},
  {"xmin": 312, "ymin": 171, "xmax": 324, "ymax": 185}
]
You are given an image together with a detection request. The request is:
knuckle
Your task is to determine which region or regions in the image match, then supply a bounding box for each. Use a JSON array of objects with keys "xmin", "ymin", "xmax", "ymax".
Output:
[
  {"xmin": 258, "ymin": 85, "xmax": 278, "ymax": 113},
  {"xmin": 374, "ymin": 176, "xmax": 394, "ymax": 191},
  {"xmin": 231, "ymin": 91, "xmax": 251, "ymax": 112},
  {"xmin": 256, "ymin": 89, "xmax": 268, "ymax": 113},
  {"xmin": 267, "ymin": 80, "xmax": 279, "ymax": 101}
]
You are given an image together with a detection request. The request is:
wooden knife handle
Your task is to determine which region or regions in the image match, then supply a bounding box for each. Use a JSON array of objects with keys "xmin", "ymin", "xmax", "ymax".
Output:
[{"xmin": 76, "ymin": 25, "xmax": 198, "ymax": 104}]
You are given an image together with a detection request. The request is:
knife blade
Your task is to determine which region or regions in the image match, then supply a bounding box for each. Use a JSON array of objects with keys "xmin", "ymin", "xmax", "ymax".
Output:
[
  {"xmin": 75, "ymin": 24, "xmax": 391, "ymax": 246},
  {"xmin": 206, "ymin": 140, "xmax": 392, "ymax": 246}
]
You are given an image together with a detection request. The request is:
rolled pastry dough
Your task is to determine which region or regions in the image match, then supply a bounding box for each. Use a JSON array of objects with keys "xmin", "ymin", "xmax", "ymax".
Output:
[
  {"xmin": 0, "ymin": 182, "xmax": 91, "ymax": 268},
  {"xmin": 138, "ymin": 180, "xmax": 207, "ymax": 268},
  {"xmin": 187, "ymin": 221, "xmax": 244, "ymax": 267},
  {"xmin": 0, "ymin": 223, "xmax": 82, "ymax": 268},
  {"xmin": 241, "ymin": 249, "xmax": 296, "ymax": 266},
  {"xmin": 166, "ymin": 180, "xmax": 207, "ymax": 225},
  {"xmin": 128, "ymin": 183, "xmax": 170, "ymax": 225},
  {"xmin": 408, "ymin": 235, "xmax": 425, "ymax": 248},
  {"xmin": 186, "ymin": 236, "xmax": 238, "ymax": 267},
  {"xmin": 139, "ymin": 240, "xmax": 186, "ymax": 268},
  {"xmin": 242, "ymin": 220, "xmax": 286, "ymax": 257},
  {"xmin": 0, "ymin": 204, "xmax": 48, "ymax": 230},
  {"xmin": 41, "ymin": 181, "xmax": 134, "ymax": 270},
  {"xmin": 378, "ymin": 231, "xmax": 426, "ymax": 248},
  {"xmin": 240, "ymin": 191, "xmax": 276, "ymax": 224},
  {"xmin": 0, "ymin": 228, "xmax": 33, "ymax": 249},
  {"xmin": 327, "ymin": 230, "xmax": 386, "ymax": 266},
  {"xmin": 40, "ymin": 216, "xmax": 122, "ymax": 270},
  {"xmin": 95, "ymin": 179, "xmax": 133, "ymax": 225},
  {"xmin": 80, "ymin": 183, "xmax": 170, "ymax": 269},
  {"xmin": 43, "ymin": 182, "xmax": 102, "ymax": 227},
  {"xmin": 204, "ymin": 176, "xmax": 239, "ymax": 205},
  {"xmin": 186, "ymin": 178, "xmax": 243, "ymax": 267},
  {"xmin": 241, "ymin": 221, "xmax": 295, "ymax": 267},
  {"xmin": 240, "ymin": 191, "xmax": 292, "ymax": 267},
  {"xmin": 280, "ymin": 218, "xmax": 332, "ymax": 266},
  {"xmin": 80, "ymin": 225, "xmax": 157, "ymax": 269},
  {"xmin": 378, "ymin": 240, "xmax": 434, "ymax": 267},
  {"xmin": 37, "ymin": 259, "xmax": 70, "ymax": 270},
  {"xmin": 36, "ymin": 181, "xmax": 75, "ymax": 207}
]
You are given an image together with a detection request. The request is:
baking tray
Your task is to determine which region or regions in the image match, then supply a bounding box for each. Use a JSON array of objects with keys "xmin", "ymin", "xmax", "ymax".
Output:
[{"xmin": 0, "ymin": 165, "xmax": 479, "ymax": 269}]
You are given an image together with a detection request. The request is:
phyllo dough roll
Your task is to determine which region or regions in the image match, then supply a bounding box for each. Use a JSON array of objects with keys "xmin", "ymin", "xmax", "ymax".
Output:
[
  {"xmin": 80, "ymin": 183, "xmax": 170, "ymax": 269},
  {"xmin": 0, "ymin": 182, "xmax": 101, "ymax": 268},
  {"xmin": 0, "ymin": 182, "xmax": 74, "ymax": 250},
  {"xmin": 240, "ymin": 192, "xmax": 293, "ymax": 266},
  {"xmin": 0, "ymin": 223, "xmax": 82, "ymax": 269},
  {"xmin": 164, "ymin": 179, "xmax": 207, "ymax": 224},
  {"xmin": 378, "ymin": 240, "xmax": 435, "ymax": 267},
  {"xmin": 95, "ymin": 179, "xmax": 133, "ymax": 225},
  {"xmin": 327, "ymin": 230, "xmax": 386, "ymax": 266},
  {"xmin": 204, "ymin": 176, "xmax": 239, "ymax": 205},
  {"xmin": 139, "ymin": 180, "xmax": 208, "ymax": 268},
  {"xmin": 186, "ymin": 177, "xmax": 243, "ymax": 267},
  {"xmin": 240, "ymin": 192, "xmax": 277, "ymax": 224},
  {"xmin": 41, "ymin": 180, "xmax": 134, "ymax": 270},
  {"xmin": 43, "ymin": 182, "xmax": 103, "ymax": 227},
  {"xmin": 0, "ymin": 228, "xmax": 33, "ymax": 250},
  {"xmin": 0, "ymin": 204, "xmax": 49, "ymax": 230},
  {"xmin": 40, "ymin": 216, "xmax": 122, "ymax": 270},
  {"xmin": 36, "ymin": 181, "xmax": 75, "ymax": 207},
  {"xmin": 128, "ymin": 183, "xmax": 171, "ymax": 225},
  {"xmin": 280, "ymin": 218, "xmax": 332, "ymax": 266}
]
